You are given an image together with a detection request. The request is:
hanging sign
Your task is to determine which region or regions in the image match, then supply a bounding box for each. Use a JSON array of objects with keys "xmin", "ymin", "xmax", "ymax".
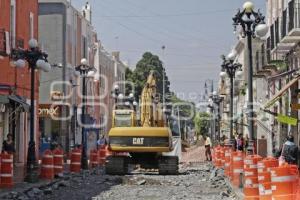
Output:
[
  {"xmin": 291, "ymin": 103, "xmax": 300, "ymax": 111},
  {"xmin": 276, "ymin": 114, "xmax": 298, "ymax": 126}
]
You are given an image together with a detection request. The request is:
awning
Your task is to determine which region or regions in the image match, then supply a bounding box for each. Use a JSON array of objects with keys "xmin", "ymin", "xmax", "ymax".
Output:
[
  {"xmin": 8, "ymin": 95, "xmax": 30, "ymax": 112},
  {"xmin": 264, "ymin": 76, "xmax": 300, "ymax": 109}
]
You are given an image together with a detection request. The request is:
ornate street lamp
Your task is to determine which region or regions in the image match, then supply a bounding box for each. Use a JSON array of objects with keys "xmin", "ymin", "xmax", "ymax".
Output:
[
  {"xmin": 10, "ymin": 38, "xmax": 51, "ymax": 182},
  {"xmin": 75, "ymin": 58, "xmax": 96, "ymax": 170},
  {"xmin": 220, "ymin": 53, "xmax": 242, "ymax": 145},
  {"xmin": 233, "ymin": 1, "xmax": 268, "ymax": 153},
  {"xmin": 211, "ymin": 91, "xmax": 223, "ymax": 143}
]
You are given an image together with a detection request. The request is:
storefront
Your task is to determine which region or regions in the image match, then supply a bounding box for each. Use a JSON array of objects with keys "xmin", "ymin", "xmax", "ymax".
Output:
[
  {"xmin": 0, "ymin": 94, "xmax": 30, "ymax": 163},
  {"xmin": 38, "ymin": 104, "xmax": 62, "ymax": 141}
]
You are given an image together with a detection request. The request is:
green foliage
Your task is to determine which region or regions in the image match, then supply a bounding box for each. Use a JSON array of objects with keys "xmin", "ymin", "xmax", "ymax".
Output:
[
  {"xmin": 240, "ymin": 83, "xmax": 247, "ymax": 96},
  {"xmin": 269, "ymin": 60, "xmax": 288, "ymax": 72},
  {"xmin": 170, "ymin": 93, "xmax": 195, "ymax": 119},
  {"xmin": 125, "ymin": 52, "xmax": 170, "ymax": 100},
  {"xmin": 193, "ymin": 112, "xmax": 211, "ymax": 136}
]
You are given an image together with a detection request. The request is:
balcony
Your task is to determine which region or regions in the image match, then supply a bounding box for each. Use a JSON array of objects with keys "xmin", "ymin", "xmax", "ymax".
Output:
[{"xmin": 270, "ymin": 0, "xmax": 300, "ymax": 54}]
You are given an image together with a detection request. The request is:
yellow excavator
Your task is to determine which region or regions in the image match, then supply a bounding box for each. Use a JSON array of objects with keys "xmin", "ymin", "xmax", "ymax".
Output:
[{"xmin": 106, "ymin": 71, "xmax": 179, "ymax": 175}]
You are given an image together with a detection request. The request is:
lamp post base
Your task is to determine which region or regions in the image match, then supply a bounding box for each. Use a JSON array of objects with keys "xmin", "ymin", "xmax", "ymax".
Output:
[
  {"xmin": 25, "ymin": 141, "xmax": 39, "ymax": 183},
  {"xmin": 81, "ymin": 157, "xmax": 88, "ymax": 170}
]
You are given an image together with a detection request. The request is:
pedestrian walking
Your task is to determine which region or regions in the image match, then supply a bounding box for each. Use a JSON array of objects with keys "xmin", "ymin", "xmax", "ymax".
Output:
[
  {"xmin": 236, "ymin": 134, "xmax": 244, "ymax": 151},
  {"xmin": 244, "ymin": 134, "xmax": 249, "ymax": 151},
  {"xmin": 2, "ymin": 133, "xmax": 15, "ymax": 154},
  {"xmin": 279, "ymin": 135, "xmax": 298, "ymax": 165},
  {"xmin": 203, "ymin": 135, "xmax": 212, "ymax": 161}
]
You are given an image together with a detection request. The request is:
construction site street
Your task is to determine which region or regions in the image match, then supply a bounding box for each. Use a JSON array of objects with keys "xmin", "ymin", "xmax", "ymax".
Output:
[{"xmin": 0, "ymin": 146, "xmax": 237, "ymax": 200}]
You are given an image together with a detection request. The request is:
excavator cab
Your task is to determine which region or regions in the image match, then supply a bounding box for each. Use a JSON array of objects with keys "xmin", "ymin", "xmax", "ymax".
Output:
[{"xmin": 112, "ymin": 109, "xmax": 135, "ymax": 127}]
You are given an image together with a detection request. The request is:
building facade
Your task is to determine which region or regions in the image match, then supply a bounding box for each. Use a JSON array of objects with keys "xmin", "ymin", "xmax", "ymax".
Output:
[
  {"xmin": 218, "ymin": 0, "xmax": 300, "ymax": 160},
  {"xmin": 38, "ymin": 0, "xmax": 99, "ymax": 152},
  {"xmin": 0, "ymin": 0, "xmax": 39, "ymax": 165}
]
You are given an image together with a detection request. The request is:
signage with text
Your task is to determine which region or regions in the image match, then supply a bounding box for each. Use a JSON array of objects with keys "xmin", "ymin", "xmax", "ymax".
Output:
[{"xmin": 38, "ymin": 104, "xmax": 61, "ymax": 117}]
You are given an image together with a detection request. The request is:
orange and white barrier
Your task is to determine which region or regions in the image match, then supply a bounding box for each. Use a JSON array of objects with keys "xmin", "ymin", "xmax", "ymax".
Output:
[
  {"xmin": 0, "ymin": 152, "xmax": 13, "ymax": 188},
  {"xmin": 270, "ymin": 164, "xmax": 298, "ymax": 200},
  {"xmin": 98, "ymin": 145, "xmax": 107, "ymax": 166},
  {"xmin": 53, "ymin": 148, "xmax": 64, "ymax": 175},
  {"xmin": 70, "ymin": 148, "xmax": 81, "ymax": 173},
  {"xmin": 231, "ymin": 151, "xmax": 244, "ymax": 187},
  {"xmin": 89, "ymin": 149, "xmax": 98, "ymax": 168},
  {"xmin": 224, "ymin": 148, "xmax": 232, "ymax": 177},
  {"xmin": 244, "ymin": 155, "xmax": 262, "ymax": 200},
  {"xmin": 40, "ymin": 149, "xmax": 54, "ymax": 180}
]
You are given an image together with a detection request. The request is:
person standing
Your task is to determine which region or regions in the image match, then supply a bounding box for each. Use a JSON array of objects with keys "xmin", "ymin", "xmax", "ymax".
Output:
[
  {"xmin": 2, "ymin": 134, "xmax": 15, "ymax": 154},
  {"xmin": 244, "ymin": 134, "xmax": 249, "ymax": 151},
  {"xmin": 237, "ymin": 134, "xmax": 244, "ymax": 151},
  {"xmin": 280, "ymin": 135, "xmax": 298, "ymax": 165},
  {"xmin": 204, "ymin": 135, "xmax": 212, "ymax": 161}
]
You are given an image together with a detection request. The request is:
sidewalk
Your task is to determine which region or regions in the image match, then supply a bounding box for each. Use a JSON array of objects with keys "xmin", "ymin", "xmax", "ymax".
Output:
[{"xmin": 181, "ymin": 144, "xmax": 206, "ymax": 163}]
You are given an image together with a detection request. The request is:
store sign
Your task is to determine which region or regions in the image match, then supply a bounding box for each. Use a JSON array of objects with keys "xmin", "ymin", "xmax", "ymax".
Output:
[
  {"xmin": 38, "ymin": 104, "xmax": 61, "ymax": 117},
  {"xmin": 291, "ymin": 103, "xmax": 300, "ymax": 111},
  {"xmin": 51, "ymin": 91, "xmax": 64, "ymax": 101},
  {"xmin": 276, "ymin": 114, "xmax": 298, "ymax": 126}
]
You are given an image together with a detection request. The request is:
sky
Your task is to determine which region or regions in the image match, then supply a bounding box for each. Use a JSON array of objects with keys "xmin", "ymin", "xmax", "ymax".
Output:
[{"xmin": 71, "ymin": 0, "xmax": 266, "ymax": 102}]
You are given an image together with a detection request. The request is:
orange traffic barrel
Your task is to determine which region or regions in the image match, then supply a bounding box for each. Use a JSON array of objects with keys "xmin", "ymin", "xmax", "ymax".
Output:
[
  {"xmin": 215, "ymin": 146, "xmax": 222, "ymax": 168},
  {"xmin": 224, "ymin": 148, "xmax": 232, "ymax": 177},
  {"xmin": 53, "ymin": 148, "xmax": 64, "ymax": 175},
  {"xmin": 257, "ymin": 157, "xmax": 278, "ymax": 173},
  {"xmin": 89, "ymin": 149, "xmax": 98, "ymax": 168},
  {"xmin": 258, "ymin": 182, "xmax": 272, "ymax": 200},
  {"xmin": 98, "ymin": 145, "xmax": 107, "ymax": 165},
  {"xmin": 244, "ymin": 155, "xmax": 262, "ymax": 177},
  {"xmin": 0, "ymin": 152, "xmax": 13, "ymax": 188},
  {"xmin": 40, "ymin": 149, "xmax": 54, "ymax": 180},
  {"xmin": 70, "ymin": 148, "xmax": 81, "ymax": 173},
  {"xmin": 244, "ymin": 176, "xmax": 259, "ymax": 200},
  {"xmin": 231, "ymin": 151, "xmax": 244, "ymax": 186},
  {"xmin": 220, "ymin": 147, "xmax": 225, "ymax": 168},
  {"xmin": 270, "ymin": 164, "xmax": 298, "ymax": 200},
  {"xmin": 257, "ymin": 157, "xmax": 279, "ymax": 200}
]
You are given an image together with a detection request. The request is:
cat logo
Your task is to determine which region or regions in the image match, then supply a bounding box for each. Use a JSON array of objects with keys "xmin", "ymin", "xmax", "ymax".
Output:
[{"xmin": 132, "ymin": 138, "xmax": 144, "ymax": 145}]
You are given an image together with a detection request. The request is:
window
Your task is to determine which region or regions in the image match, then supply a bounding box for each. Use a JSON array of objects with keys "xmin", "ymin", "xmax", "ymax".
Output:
[
  {"xmin": 10, "ymin": 0, "xmax": 16, "ymax": 48},
  {"xmin": 29, "ymin": 12, "xmax": 34, "ymax": 39},
  {"xmin": 261, "ymin": 43, "xmax": 265, "ymax": 67},
  {"xmin": 255, "ymin": 51, "xmax": 259, "ymax": 72}
]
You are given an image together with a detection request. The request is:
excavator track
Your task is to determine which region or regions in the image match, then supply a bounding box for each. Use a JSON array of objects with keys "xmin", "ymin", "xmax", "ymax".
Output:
[
  {"xmin": 105, "ymin": 156, "xmax": 129, "ymax": 175},
  {"xmin": 158, "ymin": 156, "xmax": 179, "ymax": 175}
]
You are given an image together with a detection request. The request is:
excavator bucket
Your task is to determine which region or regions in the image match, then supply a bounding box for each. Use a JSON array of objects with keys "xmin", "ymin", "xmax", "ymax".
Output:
[{"xmin": 108, "ymin": 127, "xmax": 172, "ymax": 153}]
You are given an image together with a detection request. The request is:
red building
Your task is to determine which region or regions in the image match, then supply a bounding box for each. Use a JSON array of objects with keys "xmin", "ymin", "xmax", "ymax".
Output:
[{"xmin": 0, "ymin": 0, "xmax": 39, "ymax": 169}]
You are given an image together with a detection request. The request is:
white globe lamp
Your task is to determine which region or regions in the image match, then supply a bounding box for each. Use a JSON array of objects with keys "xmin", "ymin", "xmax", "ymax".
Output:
[
  {"xmin": 15, "ymin": 59, "xmax": 26, "ymax": 68},
  {"xmin": 243, "ymin": 2, "xmax": 254, "ymax": 13},
  {"xmin": 80, "ymin": 58, "xmax": 88, "ymax": 66},
  {"xmin": 255, "ymin": 24, "xmax": 269, "ymax": 38}
]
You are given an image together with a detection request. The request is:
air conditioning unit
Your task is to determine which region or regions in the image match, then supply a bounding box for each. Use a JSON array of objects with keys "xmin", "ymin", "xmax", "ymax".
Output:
[{"xmin": 0, "ymin": 104, "xmax": 5, "ymax": 112}]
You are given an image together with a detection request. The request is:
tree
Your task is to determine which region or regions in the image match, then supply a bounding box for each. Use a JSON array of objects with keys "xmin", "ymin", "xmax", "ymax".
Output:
[
  {"xmin": 125, "ymin": 52, "xmax": 170, "ymax": 100},
  {"xmin": 194, "ymin": 112, "xmax": 211, "ymax": 136}
]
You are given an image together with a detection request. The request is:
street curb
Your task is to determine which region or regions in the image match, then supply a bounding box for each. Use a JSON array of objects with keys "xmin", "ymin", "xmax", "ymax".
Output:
[{"xmin": 224, "ymin": 177, "xmax": 244, "ymax": 200}]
